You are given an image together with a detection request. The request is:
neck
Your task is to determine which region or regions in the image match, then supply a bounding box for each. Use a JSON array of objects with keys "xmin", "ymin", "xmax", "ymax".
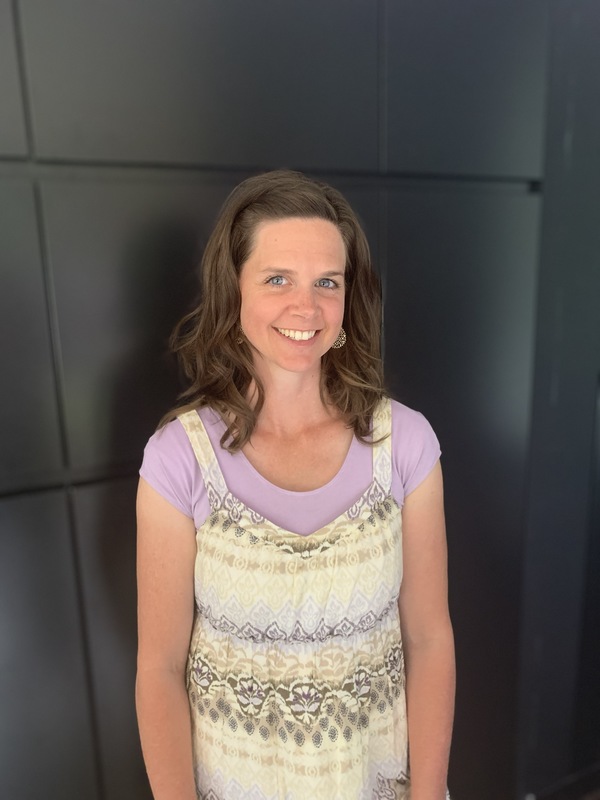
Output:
[{"xmin": 249, "ymin": 367, "xmax": 337, "ymax": 437}]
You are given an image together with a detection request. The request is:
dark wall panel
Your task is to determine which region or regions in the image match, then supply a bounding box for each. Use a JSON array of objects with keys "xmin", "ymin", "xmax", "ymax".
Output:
[
  {"xmin": 41, "ymin": 176, "xmax": 237, "ymax": 477},
  {"xmin": 21, "ymin": 0, "xmax": 378, "ymax": 171},
  {"xmin": 327, "ymin": 179, "xmax": 381, "ymax": 269},
  {"xmin": 384, "ymin": 185, "xmax": 540, "ymax": 800},
  {"xmin": 72, "ymin": 478, "xmax": 150, "ymax": 800},
  {"xmin": 0, "ymin": 491, "xmax": 97, "ymax": 800},
  {"xmin": 386, "ymin": 0, "xmax": 547, "ymax": 178},
  {"xmin": 6, "ymin": 1, "xmax": 590, "ymax": 797},
  {"xmin": 518, "ymin": 2, "xmax": 600, "ymax": 794},
  {"xmin": 0, "ymin": 1, "xmax": 28, "ymax": 156},
  {"xmin": 0, "ymin": 179, "xmax": 63, "ymax": 492}
]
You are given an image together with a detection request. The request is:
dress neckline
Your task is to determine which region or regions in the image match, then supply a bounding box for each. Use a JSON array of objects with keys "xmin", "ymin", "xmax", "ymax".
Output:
[
  {"xmin": 179, "ymin": 399, "xmax": 393, "ymax": 539},
  {"xmin": 199, "ymin": 406, "xmax": 361, "ymax": 497}
]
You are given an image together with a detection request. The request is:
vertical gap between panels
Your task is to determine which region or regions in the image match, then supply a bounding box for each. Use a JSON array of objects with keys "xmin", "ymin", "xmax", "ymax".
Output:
[
  {"xmin": 379, "ymin": 187, "xmax": 388, "ymax": 365},
  {"xmin": 33, "ymin": 182, "xmax": 72, "ymax": 469},
  {"xmin": 11, "ymin": 0, "xmax": 36, "ymax": 157},
  {"xmin": 66, "ymin": 487, "xmax": 106, "ymax": 800},
  {"xmin": 571, "ymin": 372, "xmax": 600, "ymax": 771},
  {"xmin": 378, "ymin": 0, "xmax": 389, "ymax": 175}
]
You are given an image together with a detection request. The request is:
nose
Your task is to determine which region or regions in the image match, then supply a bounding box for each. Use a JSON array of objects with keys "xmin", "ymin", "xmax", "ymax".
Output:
[{"xmin": 291, "ymin": 286, "xmax": 318, "ymax": 316}]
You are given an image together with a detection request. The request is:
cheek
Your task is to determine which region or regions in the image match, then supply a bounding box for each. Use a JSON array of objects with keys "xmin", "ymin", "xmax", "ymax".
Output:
[
  {"xmin": 238, "ymin": 295, "xmax": 255, "ymax": 336},
  {"xmin": 330, "ymin": 294, "xmax": 345, "ymax": 322},
  {"xmin": 240, "ymin": 294, "xmax": 275, "ymax": 328}
]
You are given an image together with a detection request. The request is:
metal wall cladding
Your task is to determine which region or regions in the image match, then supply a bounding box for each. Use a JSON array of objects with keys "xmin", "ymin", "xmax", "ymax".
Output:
[
  {"xmin": 384, "ymin": 185, "xmax": 540, "ymax": 800},
  {"xmin": 19, "ymin": 0, "xmax": 379, "ymax": 171},
  {"xmin": 0, "ymin": 180, "xmax": 63, "ymax": 492},
  {"xmin": 518, "ymin": 1, "xmax": 600, "ymax": 793},
  {"xmin": 386, "ymin": 0, "xmax": 547, "ymax": 178},
  {"xmin": 324, "ymin": 180, "xmax": 382, "ymax": 270},
  {"xmin": 0, "ymin": 1, "xmax": 576, "ymax": 798},
  {"xmin": 41, "ymin": 176, "xmax": 238, "ymax": 478},
  {"xmin": 0, "ymin": 491, "xmax": 98, "ymax": 800},
  {"xmin": 72, "ymin": 477, "xmax": 151, "ymax": 800},
  {"xmin": 0, "ymin": 1, "xmax": 28, "ymax": 156}
]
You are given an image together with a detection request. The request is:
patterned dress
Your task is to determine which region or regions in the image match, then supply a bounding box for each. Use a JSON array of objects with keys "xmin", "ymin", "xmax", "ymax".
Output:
[{"xmin": 179, "ymin": 399, "xmax": 412, "ymax": 799}]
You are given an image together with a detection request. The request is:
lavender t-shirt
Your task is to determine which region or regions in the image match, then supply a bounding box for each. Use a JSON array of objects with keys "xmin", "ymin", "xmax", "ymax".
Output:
[{"xmin": 139, "ymin": 400, "xmax": 440, "ymax": 536}]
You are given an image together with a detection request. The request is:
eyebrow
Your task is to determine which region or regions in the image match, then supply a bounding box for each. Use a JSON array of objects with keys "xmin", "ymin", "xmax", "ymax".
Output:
[{"xmin": 258, "ymin": 268, "xmax": 346, "ymax": 277}]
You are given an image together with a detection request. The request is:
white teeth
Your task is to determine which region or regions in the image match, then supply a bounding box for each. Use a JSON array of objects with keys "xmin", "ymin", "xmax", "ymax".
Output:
[{"xmin": 277, "ymin": 328, "xmax": 316, "ymax": 341}]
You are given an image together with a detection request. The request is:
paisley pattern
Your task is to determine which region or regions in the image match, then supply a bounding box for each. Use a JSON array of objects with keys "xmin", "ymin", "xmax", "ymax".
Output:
[{"xmin": 179, "ymin": 400, "xmax": 421, "ymax": 799}]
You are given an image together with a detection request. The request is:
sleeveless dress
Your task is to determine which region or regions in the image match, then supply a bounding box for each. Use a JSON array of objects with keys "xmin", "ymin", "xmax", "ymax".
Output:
[{"xmin": 178, "ymin": 399, "xmax": 411, "ymax": 799}]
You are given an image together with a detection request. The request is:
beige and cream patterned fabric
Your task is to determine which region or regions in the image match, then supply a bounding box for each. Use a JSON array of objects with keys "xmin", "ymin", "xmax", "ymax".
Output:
[{"xmin": 179, "ymin": 399, "xmax": 415, "ymax": 799}]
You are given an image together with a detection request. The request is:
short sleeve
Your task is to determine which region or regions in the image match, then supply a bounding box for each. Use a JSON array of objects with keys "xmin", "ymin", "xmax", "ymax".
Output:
[
  {"xmin": 390, "ymin": 400, "xmax": 441, "ymax": 506},
  {"xmin": 139, "ymin": 419, "xmax": 198, "ymax": 520}
]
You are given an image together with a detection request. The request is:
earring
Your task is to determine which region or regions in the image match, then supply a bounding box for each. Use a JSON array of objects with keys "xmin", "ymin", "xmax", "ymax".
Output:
[
  {"xmin": 331, "ymin": 327, "xmax": 347, "ymax": 349},
  {"xmin": 236, "ymin": 325, "xmax": 244, "ymax": 345}
]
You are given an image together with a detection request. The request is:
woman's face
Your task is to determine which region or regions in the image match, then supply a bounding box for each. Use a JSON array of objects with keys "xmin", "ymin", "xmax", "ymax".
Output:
[{"xmin": 238, "ymin": 217, "xmax": 346, "ymax": 380}]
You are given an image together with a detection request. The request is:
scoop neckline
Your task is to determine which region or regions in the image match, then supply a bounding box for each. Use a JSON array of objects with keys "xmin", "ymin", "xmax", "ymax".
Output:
[
  {"xmin": 198, "ymin": 406, "xmax": 363, "ymax": 497},
  {"xmin": 199, "ymin": 416, "xmax": 383, "ymax": 540},
  {"xmin": 179, "ymin": 404, "xmax": 392, "ymax": 539}
]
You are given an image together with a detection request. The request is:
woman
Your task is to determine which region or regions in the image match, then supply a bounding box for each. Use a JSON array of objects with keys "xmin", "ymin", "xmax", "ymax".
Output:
[{"xmin": 136, "ymin": 170, "xmax": 454, "ymax": 800}]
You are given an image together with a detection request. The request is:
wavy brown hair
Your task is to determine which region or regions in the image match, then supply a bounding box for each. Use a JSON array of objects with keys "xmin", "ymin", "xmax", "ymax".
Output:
[{"xmin": 160, "ymin": 169, "xmax": 386, "ymax": 450}]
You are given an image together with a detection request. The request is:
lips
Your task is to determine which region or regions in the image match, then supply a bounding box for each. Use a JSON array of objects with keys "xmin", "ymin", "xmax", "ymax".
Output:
[{"xmin": 276, "ymin": 328, "xmax": 317, "ymax": 341}]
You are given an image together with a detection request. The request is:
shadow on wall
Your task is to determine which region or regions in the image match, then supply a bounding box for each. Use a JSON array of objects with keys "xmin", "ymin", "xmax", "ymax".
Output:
[
  {"xmin": 109, "ymin": 213, "xmax": 203, "ymax": 472},
  {"xmin": 88, "ymin": 215, "xmax": 203, "ymax": 797},
  {"xmin": 103, "ymin": 210, "xmax": 203, "ymax": 641}
]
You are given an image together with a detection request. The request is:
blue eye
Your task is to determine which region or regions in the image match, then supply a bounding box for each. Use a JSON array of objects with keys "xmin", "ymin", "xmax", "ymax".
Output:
[
  {"xmin": 267, "ymin": 275, "xmax": 286, "ymax": 286},
  {"xmin": 317, "ymin": 278, "xmax": 338, "ymax": 289}
]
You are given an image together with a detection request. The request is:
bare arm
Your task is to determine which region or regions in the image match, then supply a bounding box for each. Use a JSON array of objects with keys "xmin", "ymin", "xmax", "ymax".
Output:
[
  {"xmin": 136, "ymin": 477, "xmax": 198, "ymax": 800},
  {"xmin": 399, "ymin": 461, "xmax": 455, "ymax": 800}
]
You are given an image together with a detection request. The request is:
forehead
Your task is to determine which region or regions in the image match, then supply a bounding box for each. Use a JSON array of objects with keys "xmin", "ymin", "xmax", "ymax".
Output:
[{"xmin": 248, "ymin": 217, "xmax": 346, "ymax": 263}]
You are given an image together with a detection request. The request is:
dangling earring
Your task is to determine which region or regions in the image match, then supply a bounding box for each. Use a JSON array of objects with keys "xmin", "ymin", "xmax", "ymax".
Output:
[
  {"xmin": 331, "ymin": 327, "xmax": 346, "ymax": 349},
  {"xmin": 236, "ymin": 325, "xmax": 244, "ymax": 345}
]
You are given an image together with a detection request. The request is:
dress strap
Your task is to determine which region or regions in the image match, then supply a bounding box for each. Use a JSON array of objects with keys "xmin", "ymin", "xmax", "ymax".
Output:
[
  {"xmin": 371, "ymin": 397, "xmax": 393, "ymax": 500},
  {"xmin": 177, "ymin": 409, "xmax": 228, "ymax": 513}
]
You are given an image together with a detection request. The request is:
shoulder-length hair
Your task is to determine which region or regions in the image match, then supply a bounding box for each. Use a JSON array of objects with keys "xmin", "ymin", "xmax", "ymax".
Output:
[{"xmin": 160, "ymin": 169, "xmax": 385, "ymax": 450}]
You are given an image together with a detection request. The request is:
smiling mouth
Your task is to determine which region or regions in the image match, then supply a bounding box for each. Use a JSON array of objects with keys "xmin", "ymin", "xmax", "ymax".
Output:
[{"xmin": 276, "ymin": 328, "xmax": 317, "ymax": 341}]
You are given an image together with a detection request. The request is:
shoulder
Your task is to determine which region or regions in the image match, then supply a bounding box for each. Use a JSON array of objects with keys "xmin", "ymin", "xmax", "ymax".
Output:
[
  {"xmin": 142, "ymin": 416, "xmax": 194, "ymax": 469},
  {"xmin": 389, "ymin": 398, "xmax": 441, "ymax": 503},
  {"xmin": 143, "ymin": 406, "xmax": 222, "ymax": 461},
  {"xmin": 139, "ymin": 416, "xmax": 199, "ymax": 518},
  {"xmin": 390, "ymin": 398, "xmax": 438, "ymax": 439}
]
